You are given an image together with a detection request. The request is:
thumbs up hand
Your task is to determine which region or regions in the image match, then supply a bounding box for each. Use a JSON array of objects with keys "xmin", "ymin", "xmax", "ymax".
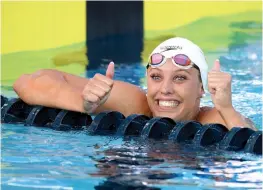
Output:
[
  {"xmin": 82, "ymin": 62, "xmax": 115, "ymax": 113},
  {"xmin": 208, "ymin": 59, "xmax": 233, "ymax": 112}
]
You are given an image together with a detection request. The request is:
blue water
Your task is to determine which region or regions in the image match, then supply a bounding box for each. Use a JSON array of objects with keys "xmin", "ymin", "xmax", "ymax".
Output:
[{"xmin": 1, "ymin": 43, "xmax": 262, "ymax": 189}]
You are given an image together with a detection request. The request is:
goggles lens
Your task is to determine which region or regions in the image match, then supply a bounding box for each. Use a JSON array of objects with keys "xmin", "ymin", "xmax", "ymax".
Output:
[
  {"xmin": 149, "ymin": 53, "xmax": 192, "ymax": 67},
  {"xmin": 172, "ymin": 54, "xmax": 192, "ymax": 66},
  {"xmin": 150, "ymin": 53, "xmax": 164, "ymax": 65}
]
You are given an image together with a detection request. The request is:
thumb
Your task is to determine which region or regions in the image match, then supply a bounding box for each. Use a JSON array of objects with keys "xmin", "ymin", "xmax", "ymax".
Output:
[
  {"xmin": 106, "ymin": 61, "xmax": 115, "ymax": 79},
  {"xmin": 212, "ymin": 59, "xmax": 221, "ymax": 71}
]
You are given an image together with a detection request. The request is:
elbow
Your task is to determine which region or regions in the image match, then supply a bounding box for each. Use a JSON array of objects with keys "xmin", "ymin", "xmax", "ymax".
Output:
[
  {"xmin": 13, "ymin": 74, "xmax": 31, "ymax": 95},
  {"xmin": 13, "ymin": 69, "xmax": 55, "ymax": 91},
  {"xmin": 13, "ymin": 69, "xmax": 52, "ymax": 104},
  {"xmin": 13, "ymin": 69, "xmax": 64, "ymax": 107},
  {"xmin": 12, "ymin": 74, "xmax": 32, "ymax": 105}
]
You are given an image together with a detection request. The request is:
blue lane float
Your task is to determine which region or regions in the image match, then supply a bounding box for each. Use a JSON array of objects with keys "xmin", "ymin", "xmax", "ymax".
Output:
[
  {"xmin": 1, "ymin": 96, "xmax": 262, "ymax": 155},
  {"xmin": 169, "ymin": 121, "xmax": 202, "ymax": 143},
  {"xmin": 193, "ymin": 123, "xmax": 228, "ymax": 146},
  {"xmin": 244, "ymin": 131, "xmax": 262, "ymax": 155},
  {"xmin": 141, "ymin": 117, "xmax": 175, "ymax": 139},
  {"xmin": 219, "ymin": 127, "xmax": 255, "ymax": 151},
  {"xmin": 88, "ymin": 111, "xmax": 125, "ymax": 135},
  {"xmin": 117, "ymin": 114, "xmax": 150, "ymax": 136},
  {"xmin": 51, "ymin": 109, "xmax": 93, "ymax": 131},
  {"xmin": 25, "ymin": 106, "xmax": 61, "ymax": 127},
  {"xmin": 1, "ymin": 95, "xmax": 8, "ymax": 108},
  {"xmin": 1, "ymin": 98, "xmax": 34, "ymax": 124}
]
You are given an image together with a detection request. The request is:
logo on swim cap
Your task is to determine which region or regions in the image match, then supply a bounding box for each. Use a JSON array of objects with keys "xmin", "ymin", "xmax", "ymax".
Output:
[{"xmin": 160, "ymin": 46, "xmax": 182, "ymax": 51}]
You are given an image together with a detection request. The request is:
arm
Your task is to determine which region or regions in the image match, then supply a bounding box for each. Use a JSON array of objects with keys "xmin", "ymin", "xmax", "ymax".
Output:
[
  {"xmin": 198, "ymin": 107, "xmax": 257, "ymax": 131},
  {"xmin": 207, "ymin": 60, "xmax": 257, "ymax": 131},
  {"xmin": 218, "ymin": 107, "xmax": 257, "ymax": 130},
  {"xmin": 13, "ymin": 69, "xmax": 87, "ymax": 112},
  {"xmin": 13, "ymin": 69, "xmax": 151, "ymax": 116},
  {"xmin": 94, "ymin": 80, "xmax": 151, "ymax": 116}
]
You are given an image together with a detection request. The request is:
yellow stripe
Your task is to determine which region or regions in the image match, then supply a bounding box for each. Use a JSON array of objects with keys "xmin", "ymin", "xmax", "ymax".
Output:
[
  {"xmin": 1, "ymin": 1, "xmax": 86, "ymax": 54},
  {"xmin": 144, "ymin": 1, "xmax": 262, "ymax": 30},
  {"xmin": 1, "ymin": 1, "xmax": 261, "ymax": 54}
]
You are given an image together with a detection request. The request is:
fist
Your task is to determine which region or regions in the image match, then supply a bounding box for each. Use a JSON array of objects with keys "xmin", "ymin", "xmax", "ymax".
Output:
[
  {"xmin": 82, "ymin": 62, "xmax": 115, "ymax": 113},
  {"xmin": 208, "ymin": 60, "xmax": 233, "ymax": 112}
]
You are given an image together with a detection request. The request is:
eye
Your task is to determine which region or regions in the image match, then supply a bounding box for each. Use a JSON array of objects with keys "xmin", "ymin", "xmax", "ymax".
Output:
[
  {"xmin": 174, "ymin": 75, "xmax": 187, "ymax": 82},
  {"xmin": 150, "ymin": 74, "xmax": 161, "ymax": 81}
]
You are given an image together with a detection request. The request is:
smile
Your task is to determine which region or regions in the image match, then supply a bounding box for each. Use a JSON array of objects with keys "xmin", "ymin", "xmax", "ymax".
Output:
[{"xmin": 158, "ymin": 100, "xmax": 180, "ymax": 108}]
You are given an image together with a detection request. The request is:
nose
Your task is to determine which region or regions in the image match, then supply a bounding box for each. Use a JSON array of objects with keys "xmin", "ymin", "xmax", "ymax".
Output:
[{"xmin": 160, "ymin": 78, "xmax": 174, "ymax": 95}]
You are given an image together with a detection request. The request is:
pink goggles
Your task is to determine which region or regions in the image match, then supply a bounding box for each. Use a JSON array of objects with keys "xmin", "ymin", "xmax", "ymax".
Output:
[{"xmin": 146, "ymin": 53, "xmax": 199, "ymax": 70}]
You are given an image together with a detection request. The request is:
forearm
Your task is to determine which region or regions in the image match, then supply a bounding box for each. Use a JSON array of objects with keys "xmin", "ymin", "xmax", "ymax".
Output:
[
  {"xmin": 219, "ymin": 106, "xmax": 257, "ymax": 131},
  {"xmin": 52, "ymin": 80, "xmax": 85, "ymax": 112},
  {"xmin": 13, "ymin": 70, "xmax": 151, "ymax": 116},
  {"xmin": 13, "ymin": 71, "xmax": 86, "ymax": 113}
]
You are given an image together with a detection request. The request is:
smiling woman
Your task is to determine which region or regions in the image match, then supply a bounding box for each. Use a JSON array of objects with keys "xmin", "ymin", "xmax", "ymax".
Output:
[{"xmin": 13, "ymin": 36, "xmax": 257, "ymax": 131}]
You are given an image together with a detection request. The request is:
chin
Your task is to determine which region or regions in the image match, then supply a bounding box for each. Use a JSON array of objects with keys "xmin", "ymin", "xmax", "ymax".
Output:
[{"xmin": 153, "ymin": 111, "xmax": 182, "ymax": 121}]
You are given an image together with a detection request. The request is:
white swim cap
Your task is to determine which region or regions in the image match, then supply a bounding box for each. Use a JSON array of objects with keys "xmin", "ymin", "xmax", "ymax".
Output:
[{"xmin": 149, "ymin": 37, "xmax": 208, "ymax": 91}]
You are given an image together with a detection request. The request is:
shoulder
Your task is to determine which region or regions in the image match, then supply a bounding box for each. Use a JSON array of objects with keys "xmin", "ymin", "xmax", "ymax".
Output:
[
  {"xmin": 103, "ymin": 80, "xmax": 152, "ymax": 117},
  {"xmin": 196, "ymin": 106, "xmax": 226, "ymax": 126},
  {"xmin": 113, "ymin": 81, "xmax": 147, "ymax": 99}
]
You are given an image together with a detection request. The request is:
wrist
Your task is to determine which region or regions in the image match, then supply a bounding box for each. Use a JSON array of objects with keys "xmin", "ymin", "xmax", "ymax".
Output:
[{"xmin": 217, "ymin": 105, "xmax": 236, "ymax": 122}]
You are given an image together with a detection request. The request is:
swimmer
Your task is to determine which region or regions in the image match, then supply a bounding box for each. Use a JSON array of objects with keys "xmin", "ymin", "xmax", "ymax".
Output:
[{"xmin": 13, "ymin": 37, "xmax": 257, "ymax": 131}]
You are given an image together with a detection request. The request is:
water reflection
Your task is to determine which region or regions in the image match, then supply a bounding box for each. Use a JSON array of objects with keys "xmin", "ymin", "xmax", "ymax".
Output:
[
  {"xmin": 1, "ymin": 122, "xmax": 262, "ymax": 189},
  {"xmin": 89, "ymin": 137, "xmax": 262, "ymax": 189}
]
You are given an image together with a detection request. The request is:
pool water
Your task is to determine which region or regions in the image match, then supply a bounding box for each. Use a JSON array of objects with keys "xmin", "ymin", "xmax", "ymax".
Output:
[{"xmin": 1, "ymin": 43, "xmax": 262, "ymax": 189}]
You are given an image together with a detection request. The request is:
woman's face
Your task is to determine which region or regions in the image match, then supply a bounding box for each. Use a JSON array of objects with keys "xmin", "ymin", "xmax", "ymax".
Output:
[{"xmin": 146, "ymin": 58, "xmax": 204, "ymax": 121}]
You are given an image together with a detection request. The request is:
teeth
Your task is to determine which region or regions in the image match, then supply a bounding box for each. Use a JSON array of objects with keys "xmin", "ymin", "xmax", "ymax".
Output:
[{"xmin": 159, "ymin": 100, "xmax": 179, "ymax": 107}]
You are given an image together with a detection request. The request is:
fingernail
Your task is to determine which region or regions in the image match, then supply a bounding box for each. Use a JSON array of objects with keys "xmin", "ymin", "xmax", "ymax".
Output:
[
  {"xmin": 110, "ymin": 61, "xmax": 114, "ymax": 64},
  {"xmin": 215, "ymin": 59, "xmax": 219, "ymax": 62}
]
